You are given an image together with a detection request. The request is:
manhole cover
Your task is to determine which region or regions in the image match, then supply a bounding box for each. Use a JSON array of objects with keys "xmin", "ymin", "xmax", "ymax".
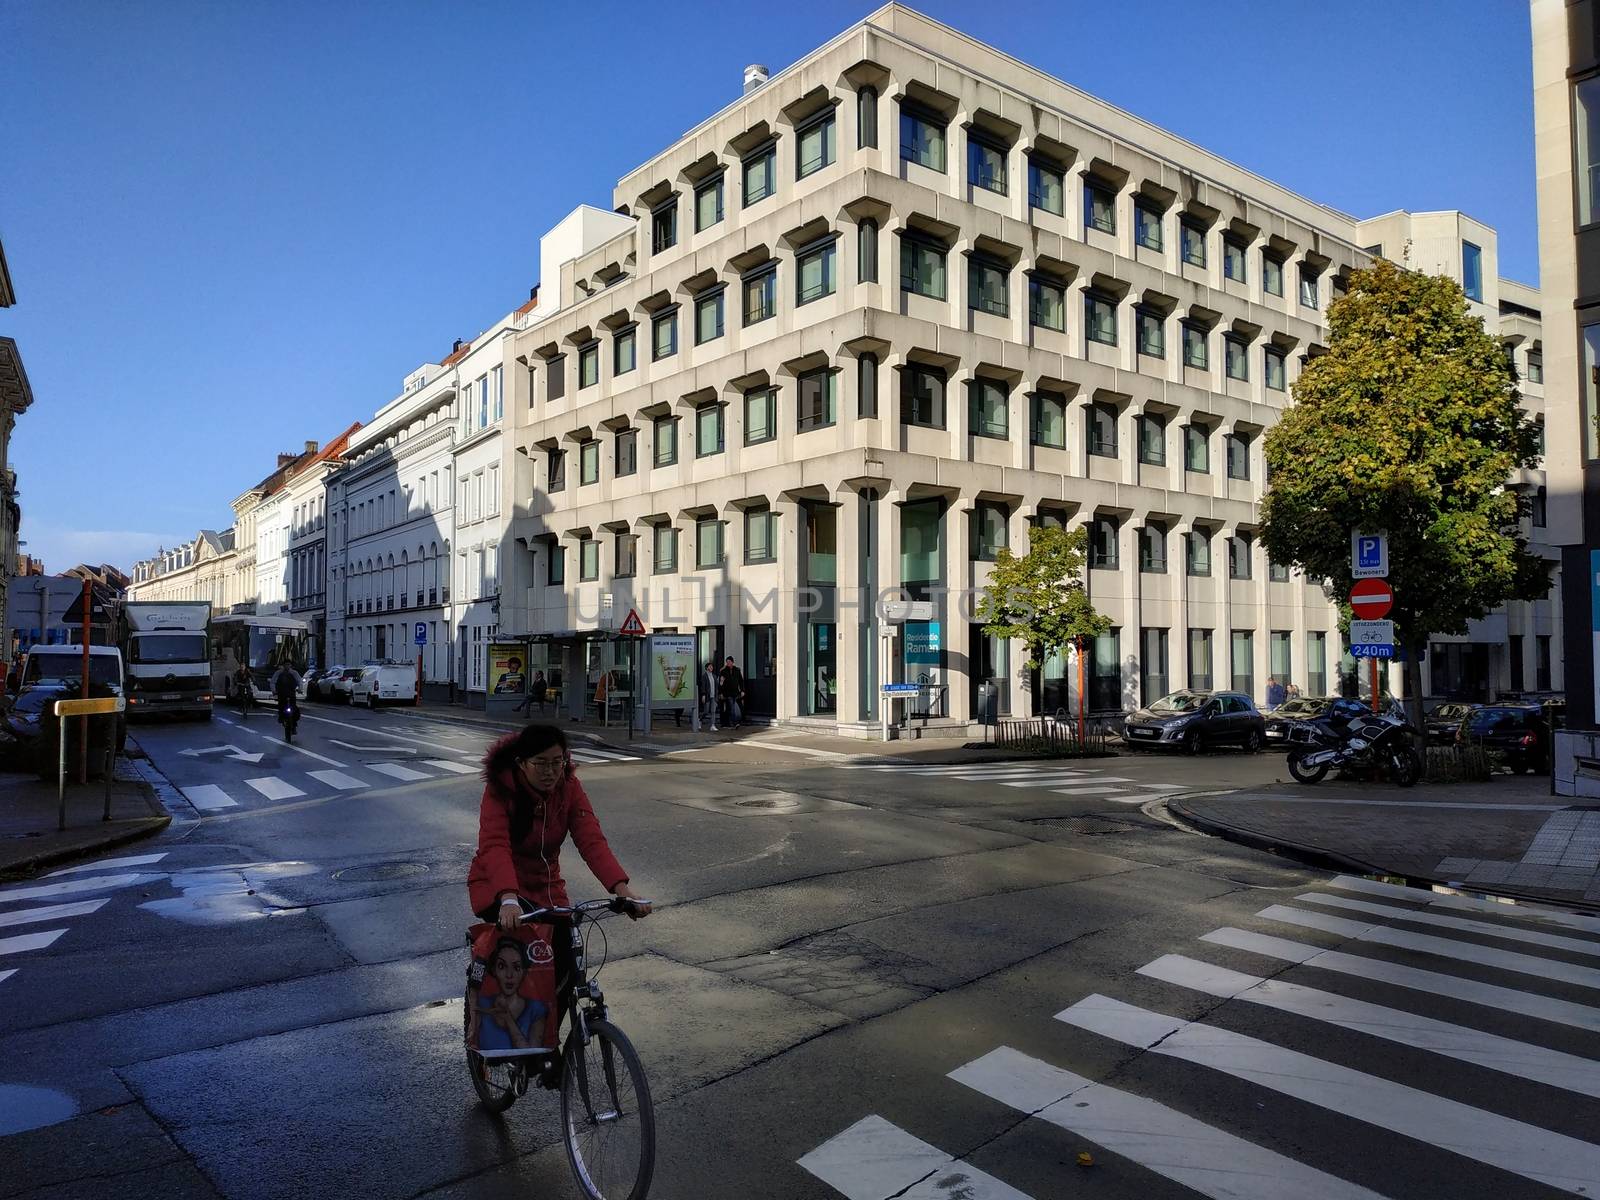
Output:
[
  {"xmin": 737, "ymin": 798, "xmax": 786, "ymax": 810},
  {"xmin": 333, "ymin": 862, "xmax": 430, "ymax": 882}
]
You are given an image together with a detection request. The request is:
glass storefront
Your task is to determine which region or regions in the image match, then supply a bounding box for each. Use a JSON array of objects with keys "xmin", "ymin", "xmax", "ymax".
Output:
[{"xmin": 809, "ymin": 623, "xmax": 837, "ymax": 713}]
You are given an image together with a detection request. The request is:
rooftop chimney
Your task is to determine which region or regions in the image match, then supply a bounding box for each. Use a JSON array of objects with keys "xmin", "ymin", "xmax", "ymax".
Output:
[
  {"xmin": 743, "ymin": 63, "xmax": 769, "ymax": 95},
  {"xmin": 277, "ymin": 452, "xmax": 296, "ymax": 468},
  {"xmin": 304, "ymin": 440, "xmax": 318, "ymax": 455},
  {"xmin": 452, "ymin": 338, "xmax": 464, "ymax": 353}
]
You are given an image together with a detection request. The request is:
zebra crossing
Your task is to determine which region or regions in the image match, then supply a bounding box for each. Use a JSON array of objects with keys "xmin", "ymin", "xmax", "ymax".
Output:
[
  {"xmin": 834, "ymin": 758, "xmax": 1179, "ymax": 803},
  {"xmin": 799, "ymin": 874, "xmax": 1600, "ymax": 1199},
  {"xmin": 0, "ymin": 852, "xmax": 170, "ymax": 992}
]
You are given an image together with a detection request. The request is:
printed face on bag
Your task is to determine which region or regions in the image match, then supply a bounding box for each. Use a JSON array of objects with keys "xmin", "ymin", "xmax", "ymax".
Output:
[{"xmin": 492, "ymin": 945, "xmax": 527, "ymax": 993}]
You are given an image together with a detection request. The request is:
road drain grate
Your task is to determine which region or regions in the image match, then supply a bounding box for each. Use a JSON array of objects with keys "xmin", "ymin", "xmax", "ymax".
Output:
[{"xmin": 333, "ymin": 862, "xmax": 430, "ymax": 882}]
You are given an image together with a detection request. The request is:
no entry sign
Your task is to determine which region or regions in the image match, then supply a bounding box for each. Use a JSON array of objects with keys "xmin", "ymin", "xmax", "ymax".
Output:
[{"xmin": 1350, "ymin": 578, "xmax": 1394, "ymax": 620}]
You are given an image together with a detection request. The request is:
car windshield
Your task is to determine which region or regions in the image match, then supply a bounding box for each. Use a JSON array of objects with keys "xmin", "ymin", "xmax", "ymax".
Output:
[
  {"xmin": 1150, "ymin": 692, "xmax": 1206, "ymax": 713},
  {"xmin": 129, "ymin": 634, "xmax": 208, "ymax": 665},
  {"xmin": 1434, "ymin": 704, "xmax": 1470, "ymax": 720},
  {"xmin": 1467, "ymin": 708, "xmax": 1525, "ymax": 733},
  {"xmin": 25, "ymin": 653, "xmax": 121, "ymax": 687}
]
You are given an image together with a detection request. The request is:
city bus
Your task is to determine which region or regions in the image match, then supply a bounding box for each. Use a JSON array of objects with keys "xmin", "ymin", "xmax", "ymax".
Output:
[{"xmin": 211, "ymin": 613, "xmax": 310, "ymax": 703}]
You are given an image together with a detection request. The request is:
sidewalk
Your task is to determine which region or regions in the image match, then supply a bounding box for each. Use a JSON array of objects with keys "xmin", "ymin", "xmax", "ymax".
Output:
[
  {"xmin": 1170, "ymin": 773, "xmax": 1600, "ymax": 911},
  {"xmin": 0, "ymin": 755, "xmax": 170, "ymax": 879}
]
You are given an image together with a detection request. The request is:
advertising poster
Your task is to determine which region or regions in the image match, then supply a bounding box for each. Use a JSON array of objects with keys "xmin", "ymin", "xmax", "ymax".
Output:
[
  {"xmin": 650, "ymin": 634, "xmax": 696, "ymax": 707},
  {"xmin": 487, "ymin": 643, "xmax": 529, "ymax": 697}
]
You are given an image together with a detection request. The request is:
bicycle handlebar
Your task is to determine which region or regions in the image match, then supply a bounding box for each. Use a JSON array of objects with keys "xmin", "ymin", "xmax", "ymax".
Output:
[{"xmin": 509, "ymin": 896, "xmax": 651, "ymax": 924}]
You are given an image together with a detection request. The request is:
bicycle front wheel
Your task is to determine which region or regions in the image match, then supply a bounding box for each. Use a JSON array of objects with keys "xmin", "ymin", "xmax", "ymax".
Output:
[{"xmin": 561, "ymin": 1018, "xmax": 655, "ymax": 1200}]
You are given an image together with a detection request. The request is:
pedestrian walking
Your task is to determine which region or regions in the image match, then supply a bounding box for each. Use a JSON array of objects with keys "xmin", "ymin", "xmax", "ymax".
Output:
[
  {"xmin": 699, "ymin": 660, "xmax": 718, "ymax": 730},
  {"xmin": 719, "ymin": 656, "xmax": 746, "ymax": 729}
]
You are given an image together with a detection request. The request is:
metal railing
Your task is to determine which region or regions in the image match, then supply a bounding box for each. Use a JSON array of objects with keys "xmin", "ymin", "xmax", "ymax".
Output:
[{"xmin": 993, "ymin": 714, "xmax": 1110, "ymax": 756}]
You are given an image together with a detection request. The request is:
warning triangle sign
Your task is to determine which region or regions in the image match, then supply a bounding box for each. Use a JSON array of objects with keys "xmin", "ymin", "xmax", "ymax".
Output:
[{"xmin": 618, "ymin": 608, "xmax": 647, "ymax": 637}]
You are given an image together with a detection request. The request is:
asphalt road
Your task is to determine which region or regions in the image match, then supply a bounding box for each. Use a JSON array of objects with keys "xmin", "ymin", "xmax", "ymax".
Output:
[{"xmin": 2, "ymin": 707, "xmax": 1598, "ymax": 1200}]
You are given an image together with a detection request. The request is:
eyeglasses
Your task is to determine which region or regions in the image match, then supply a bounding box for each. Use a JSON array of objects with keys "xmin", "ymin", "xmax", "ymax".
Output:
[{"xmin": 524, "ymin": 755, "xmax": 569, "ymax": 774}]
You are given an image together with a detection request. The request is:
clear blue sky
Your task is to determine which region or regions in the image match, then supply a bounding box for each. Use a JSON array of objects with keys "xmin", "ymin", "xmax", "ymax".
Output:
[{"xmin": 3, "ymin": 0, "xmax": 1536, "ymax": 573}]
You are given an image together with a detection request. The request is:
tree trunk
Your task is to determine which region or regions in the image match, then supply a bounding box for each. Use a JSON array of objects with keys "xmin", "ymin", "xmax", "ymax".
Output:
[
  {"xmin": 1076, "ymin": 637, "xmax": 1086, "ymax": 743},
  {"xmin": 1404, "ymin": 638, "xmax": 1428, "ymax": 747}
]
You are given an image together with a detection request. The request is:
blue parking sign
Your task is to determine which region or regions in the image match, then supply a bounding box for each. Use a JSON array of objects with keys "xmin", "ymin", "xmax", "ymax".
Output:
[
  {"xmin": 414, "ymin": 622, "xmax": 427, "ymax": 646},
  {"xmin": 1351, "ymin": 530, "xmax": 1388, "ymax": 579}
]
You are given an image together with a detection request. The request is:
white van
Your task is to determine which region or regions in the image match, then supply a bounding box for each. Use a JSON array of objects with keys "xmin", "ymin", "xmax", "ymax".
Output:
[
  {"xmin": 22, "ymin": 645, "xmax": 125, "ymax": 696},
  {"xmin": 352, "ymin": 663, "xmax": 416, "ymax": 707}
]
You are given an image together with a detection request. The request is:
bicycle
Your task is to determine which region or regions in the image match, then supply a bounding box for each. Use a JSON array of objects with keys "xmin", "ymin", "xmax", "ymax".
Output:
[
  {"xmin": 464, "ymin": 896, "xmax": 656, "ymax": 1200},
  {"xmin": 277, "ymin": 696, "xmax": 299, "ymax": 743}
]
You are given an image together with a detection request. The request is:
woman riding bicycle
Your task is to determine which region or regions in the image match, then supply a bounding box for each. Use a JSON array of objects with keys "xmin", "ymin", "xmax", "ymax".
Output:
[{"xmin": 468, "ymin": 724, "xmax": 651, "ymax": 979}]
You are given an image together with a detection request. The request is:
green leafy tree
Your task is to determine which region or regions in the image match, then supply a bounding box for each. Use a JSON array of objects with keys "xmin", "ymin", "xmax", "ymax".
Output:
[
  {"xmin": 1259, "ymin": 259, "xmax": 1551, "ymax": 724},
  {"xmin": 977, "ymin": 524, "xmax": 1110, "ymax": 735}
]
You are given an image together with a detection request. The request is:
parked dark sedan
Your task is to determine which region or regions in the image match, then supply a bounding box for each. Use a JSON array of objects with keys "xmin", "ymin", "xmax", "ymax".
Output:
[
  {"xmin": 1458, "ymin": 705, "xmax": 1550, "ymax": 774},
  {"xmin": 1426, "ymin": 701, "xmax": 1481, "ymax": 745},
  {"xmin": 1122, "ymin": 690, "xmax": 1267, "ymax": 754},
  {"xmin": 1263, "ymin": 696, "xmax": 1335, "ymax": 746},
  {"xmin": 0, "ymin": 685, "xmax": 66, "ymax": 768}
]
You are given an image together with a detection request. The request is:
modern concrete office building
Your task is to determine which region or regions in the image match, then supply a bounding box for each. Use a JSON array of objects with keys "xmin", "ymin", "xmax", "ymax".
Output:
[{"xmin": 494, "ymin": 4, "xmax": 1550, "ymax": 734}]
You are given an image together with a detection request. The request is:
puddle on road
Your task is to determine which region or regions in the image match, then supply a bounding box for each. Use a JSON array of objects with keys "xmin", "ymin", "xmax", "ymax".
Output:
[
  {"xmin": 0, "ymin": 1084, "xmax": 77, "ymax": 1135},
  {"xmin": 138, "ymin": 860, "xmax": 316, "ymax": 926}
]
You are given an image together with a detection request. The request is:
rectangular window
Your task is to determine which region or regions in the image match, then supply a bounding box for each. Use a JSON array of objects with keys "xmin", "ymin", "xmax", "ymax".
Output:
[
  {"xmin": 1188, "ymin": 629, "xmax": 1213, "ymax": 691},
  {"xmin": 492, "ymin": 364, "xmax": 503, "ymax": 420},
  {"xmin": 1223, "ymin": 237, "xmax": 1247, "ymax": 283},
  {"xmin": 972, "ymin": 501, "xmax": 1007, "ymax": 561},
  {"xmin": 1085, "ymin": 292, "xmax": 1117, "ymax": 346},
  {"xmin": 696, "ymin": 404, "xmax": 724, "ymax": 457},
  {"xmin": 1028, "ymin": 275, "xmax": 1065, "ymax": 331},
  {"xmin": 969, "ymin": 378, "xmax": 1008, "ymax": 439},
  {"xmin": 1031, "ymin": 392, "xmax": 1067, "ymax": 448},
  {"xmin": 1089, "ymin": 516, "xmax": 1119, "ymax": 569},
  {"xmin": 1304, "ymin": 632, "xmax": 1326, "ymax": 695},
  {"xmin": 1229, "ymin": 534, "xmax": 1252, "ymax": 580},
  {"xmin": 651, "ymin": 199, "xmax": 677, "ymax": 254},
  {"xmin": 900, "ymin": 107, "xmax": 946, "ymax": 172},
  {"xmin": 614, "ymin": 327, "xmax": 637, "ymax": 376},
  {"xmin": 1137, "ymin": 309, "xmax": 1164, "ymax": 358},
  {"xmin": 1087, "ymin": 402, "xmax": 1118, "ymax": 458},
  {"xmin": 1226, "ymin": 432, "xmax": 1250, "ymax": 480},
  {"xmin": 1532, "ymin": 484, "xmax": 1548, "ymax": 527},
  {"xmin": 1139, "ymin": 525, "xmax": 1167, "ymax": 573},
  {"xmin": 857, "ymin": 86, "xmax": 878, "ymax": 149},
  {"xmin": 1224, "ymin": 336, "xmax": 1248, "ymax": 382},
  {"xmin": 900, "ymin": 499, "xmax": 943, "ymax": 584},
  {"xmin": 1270, "ymin": 631, "xmax": 1292, "ymax": 691},
  {"xmin": 1578, "ymin": 75, "xmax": 1600, "ymax": 226},
  {"xmin": 1182, "ymin": 323, "xmax": 1208, "ymax": 369},
  {"xmin": 744, "ymin": 387, "xmax": 776, "ymax": 445},
  {"xmin": 1264, "ymin": 347, "xmax": 1286, "ymax": 391},
  {"xmin": 1141, "ymin": 627, "xmax": 1169, "ymax": 705},
  {"xmin": 900, "ymin": 236, "xmax": 947, "ymax": 300},
  {"xmin": 1528, "ymin": 352, "xmax": 1543, "ymax": 384},
  {"xmin": 1027, "ymin": 157, "xmax": 1064, "ymax": 215},
  {"xmin": 547, "ymin": 354, "xmax": 566, "ymax": 401},
  {"xmin": 968, "ymin": 256, "xmax": 1008, "ymax": 317},
  {"xmin": 578, "ymin": 342, "xmax": 600, "ymax": 389},
  {"xmin": 652, "ymin": 310, "xmax": 678, "ymax": 360},
  {"xmin": 1186, "ymin": 530, "xmax": 1211, "ymax": 577},
  {"xmin": 616, "ymin": 533, "xmax": 637, "ymax": 578},
  {"xmin": 615, "ymin": 429, "xmax": 637, "ymax": 477},
  {"xmin": 1231, "ymin": 631, "xmax": 1255, "ymax": 697},
  {"xmin": 858, "ymin": 353, "xmax": 878, "ymax": 418},
  {"xmin": 695, "ymin": 290, "xmax": 724, "ymax": 344},
  {"xmin": 744, "ymin": 509, "xmax": 776, "ymax": 563},
  {"xmin": 901, "ymin": 364, "xmax": 946, "ymax": 428},
  {"xmin": 579, "ymin": 538, "xmax": 600, "ymax": 582},
  {"xmin": 546, "ymin": 542, "xmax": 565, "ymax": 586},
  {"xmin": 1184, "ymin": 425, "xmax": 1210, "ymax": 473},
  {"xmin": 1269, "ymin": 558, "xmax": 1290, "ymax": 582},
  {"xmin": 797, "ymin": 369, "xmax": 836, "ymax": 432},
  {"xmin": 1262, "ymin": 253, "xmax": 1284, "ymax": 296},
  {"xmin": 695, "ymin": 517, "xmax": 725, "ymax": 568},
  {"xmin": 1138, "ymin": 414, "xmax": 1166, "ymax": 465},
  {"xmin": 1180, "ymin": 220, "xmax": 1206, "ymax": 267},
  {"xmin": 1090, "ymin": 629, "xmax": 1121, "ymax": 711},
  {"xmin": 1462, "ymin": 241, "xmax": 1483, "ymax": 302},
  {"xmin": 1084, "ymin": 182, "xmax": 1116, "ymax": 234},
  {"xmin": 968, "ymin": 133, "xmax": 1006, "ymax": 194},
  {"xmin": 653, "ymin": 416, "xmax": 678, "ymax": 467},
  {"xmin": 743, "ymin": 266, "xmax": 777, "ymax": 326},
  {"xmin": 1298, "ymin": 267, "xmax": 1319, "ymax": 309},
  {"xmin": 694, "ymin": 174, "xmax": 724, "ymax": 232},
  {"xmin": 858, "ymin": 219, "xmax": 879, "ymax": 284},
  {"xmin": 797, "ymin": 110, "xmax": 836, "ymax": 178},
  {"xmin": 1537, "ymin": 634, "xmax": 1552, "ymax": 690},
  {"xmin": 546, "ymin": 448, "xmax": 565, "ymax": 493},
  {"xmin": 743, "ymin": 142, "xmax": 776, "ymax": 206},
  {"xmin": 653, "ymin": 525, "xmax": 677, "ymax": 574},
  {"xmin": 796, "ymin": 239, "xmax": 837, "ymax": 305},
  {"xmin": 1134, "ymin": 201, "xmax": 1163, "ymax": 250},
  {"xmin": 579, "ymin": 439, "xmax": 599, "ymax": 485}
]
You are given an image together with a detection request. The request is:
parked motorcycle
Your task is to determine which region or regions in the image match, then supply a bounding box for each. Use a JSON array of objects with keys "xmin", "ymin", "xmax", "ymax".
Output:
[{"xmin": 1286, "ymin": 699, "xmax": 1422, "ymax": 787}]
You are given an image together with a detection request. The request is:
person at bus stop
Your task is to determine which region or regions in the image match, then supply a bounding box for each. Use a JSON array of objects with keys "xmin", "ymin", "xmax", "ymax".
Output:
[{"xmin": 515, "ymin": 668, "xmax": 547, "ymax": 716}]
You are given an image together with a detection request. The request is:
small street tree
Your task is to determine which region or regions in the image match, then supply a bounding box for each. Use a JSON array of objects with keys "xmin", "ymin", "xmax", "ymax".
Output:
[
  {"xmin": 976, "ymin": 524, "xmax": 1111, "ymax": 739},
  {"xmin": 1259, "ymin": 258, "xmax": 1551, "ymax": 725}
]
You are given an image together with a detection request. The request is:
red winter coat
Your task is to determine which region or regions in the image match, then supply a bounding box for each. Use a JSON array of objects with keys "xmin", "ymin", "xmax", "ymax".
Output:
[{"xmin": 466, "ymin": 745, "xmax": 628, "ymax": 917}]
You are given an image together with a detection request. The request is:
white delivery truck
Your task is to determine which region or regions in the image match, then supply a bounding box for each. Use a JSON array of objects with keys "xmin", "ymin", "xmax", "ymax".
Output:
[{"xmin": 115, "ymin": 600, "xmax": 214, "ymax": 719}]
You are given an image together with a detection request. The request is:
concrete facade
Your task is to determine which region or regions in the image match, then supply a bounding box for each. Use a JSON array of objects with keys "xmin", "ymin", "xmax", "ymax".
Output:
[{"xmin": 0, "ymin": 237, "xmax": 32, "ymax": 658}]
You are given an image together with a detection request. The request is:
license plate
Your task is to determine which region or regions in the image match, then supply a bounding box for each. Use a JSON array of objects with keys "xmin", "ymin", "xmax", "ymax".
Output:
[
  {"xmin": 160, "ymin": 693, "xmax": 181, "ymax": 701},
  {"xmin": 1131, "ymin": 728, "xmax": 1157, "ymax": 738}
]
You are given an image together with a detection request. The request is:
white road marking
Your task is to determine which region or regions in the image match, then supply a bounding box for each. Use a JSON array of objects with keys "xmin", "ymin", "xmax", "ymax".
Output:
[
  {"xmin": 244, "ymin": 776, "xmax": 306, "ymax": 801},
  {"xmin": 950, "ymin": 1046, "xmax": 1390, "ymax": 1200},
  {"xmin": 1296, "ymin": 892, "xmax": 1600, "ymax": 959},
  {"xmin": 1257, "ymin": 904, "xmax": 1600, "ymax": 990},
  {"xmin": 216, "ymin": 714, "xmax": 348, "ymax": 767},
  {"xmin": 0, "ymin": 970, "xmax": 13, "ymax": 986},
  {"xmin": 423, "ymin": 759, "xmax": 476, "ymax": 775},
  {"xmin": 996, "ymin": 774, "xmax": 1095, "ymax": 787},
  {"xmin": 0, "ymin": 899, "xmax": 109, "ymax": 929},
  {"xmin": 1202, "ymin": 926, "xmax": 1600, "ymax": 1034},
  {"xmin": 1421, "ymin": 889, "xmax": 1600, "ymax": 937},
  {"xmin": 1048, "ymin": 785, "xmax": 1130, "ymax": 797},
  {"xmin": 181, "ymin": 784, "xmax": 237, "ymax": 812},
  {"xmin": 0, "ymin": 873, "xmax": 149, "ymax": 904},
  {"xmin": 1057, "ymin": 994, "xmax": 1600, "ymax": 1195},
  {"xmin": 797, "ymin": 1114, "xmax": 1032, "ymax": 1200},
  {"xmin": 1140, "ymin": 953, "xmax": 1600, "ymax": 1098},
  {"xmin": 742, "ymin": 740, "xmax": 855, "ymax": 760},
  {"xmin": 0, "ymin": 928, "xmax": 67, "ymax": 956},
  {"xmin": 366, "ymin": 762, "xmax": 428, "ymax": 782},
  {"xmin": 306, "ymin": 770, "xmax": 370, "ymax": 791},
  {"xmin": 47, "ymin": 853, "xmax": 167, "ymax": 877},
  {"xmin": 575, "ymin": 747, "xmax": 641, "ymax": 762},
  {"xmin": 297, "ymin": 711, "xmax": 472, "ymax": 756}
]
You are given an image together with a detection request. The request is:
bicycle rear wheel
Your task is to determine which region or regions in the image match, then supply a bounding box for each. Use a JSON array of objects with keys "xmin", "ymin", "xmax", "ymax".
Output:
[
  {"xmin": 464, "ymin": 984, "xmax": 516, "ymax": 1113},
  {"xmin": 561, "ymin": 1018, "xmax": 655, "ymax": 1200}
]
